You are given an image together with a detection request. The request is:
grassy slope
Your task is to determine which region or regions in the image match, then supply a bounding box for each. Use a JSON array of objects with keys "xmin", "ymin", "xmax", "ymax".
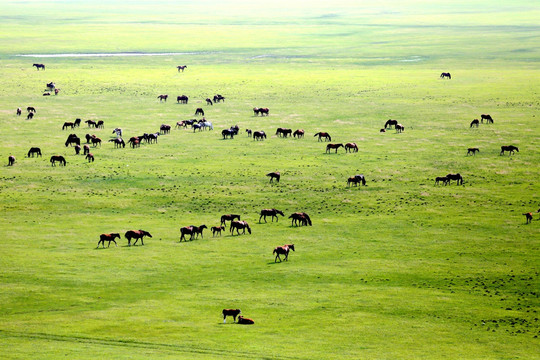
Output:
[{"xmin": 0, "ymin": 1, "xmax": 539, "ymax": 359}]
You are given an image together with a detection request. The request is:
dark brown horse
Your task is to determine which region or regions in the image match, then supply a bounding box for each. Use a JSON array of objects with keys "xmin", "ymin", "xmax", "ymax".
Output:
[
  {"xmin": 223, "ymin": 309, "xmax": 241, "ymax": 323},
  {"xmin": 289, "ymin": 212, "xmax": 312, "ymax": 226},
  {"xmin": 50, "ymin": 155, "xmax": 66, "ymax": 166},
  {"xmin": 8, "ymin": 155, "xmax": 15, "ymax": 166},
  {"xmin": 435, "ymin": 176, "xmax": 449, "ymax": 185},
  {"xmin": 65, "ymin": 134, "xmax": 80, "ymax": 147},
  {"xmin": 446, "ymin": 173, "xmax": 463, "ymax": 185},
  {"xmin": 16, "ymin": 108, "xmax": 22, "ymax": 116},
  {"xmin": 467, "ymin": 148, "xmax": 479, "ymax": 156},
  {"xmin": 347, "ymin": 175, "xmax": 366, "ymax": 187},
  {"xmin": 177, "ymin": 95, "xmax": 188, "ymax": 104},
  {"xmin": 74, "ymin": 145, "xmax": 81, "ymax": 155},
  {"xmin": 384, "ymin": 119, "xmax": 398, "ymax": 129},
  {"xmin": 74, "ymin": 118, "xmax": 81, "ymax": 127},
  {"xmin": 470, "ymin": 119, "xmax": 479, "ymax": 128},
  {"xmin": 523, "ymin": 212, "xmax": 533, "ymax": 224},
  {"xmin": 326, "ymin": 143, "xmax": 344, "ymax": 153},
  {"xmin": 293, "ymin": 129, "xmax": 304, "ymax": 138},
  {"xmin": 211, "ymin": 226, "xmax": 225, "ymax": 236},
  {"xmin": 28, "ymin": 147, "xmax": 42, "ymax": 157},
  {"xmin": 259, "ymin": 108, "xmax": 269, "ymax": 116},
  {"xmin": 314, "ymin": 132, "xmax": 331, "ymax": 141},
  {"xmin": 345, "ymin": 143, "xmax": 358, "ymax": 153},
  {"xmin": 62, "ymin": 122, "xmax": 75, "ymax": 130},
  {"xmin": 125, "ymin": 230, "xmax": 152, "ymax": 246},
  {"xmin": 481, "ymin": 114, "xmax": 493, "ymax": 123},
  {"xmin": 500, "ymin": 145, "xmax": 518, "ymax": 155},
  {"xmin": 27, "ymin": 107, "xmax": 36, "ymax": 113},
  {"xmin": 220, "ymin": 214, "xmax": 240, "ymax": 227},
  {"xmin": 109, "ymin": 138, "xmax": 126, "ymax": 148},
  {"xmin": 273, "ymin": 244, "xmax": 295, "ymax": 262},
  {"xmin": 206, "ymin": 98, "xmax": 213, "ymax": 105},
  {"xmin": 177, "ymin": 65, "xmax": 187, "ymax": 72},
  {"xmin": 83, "ymin": 145, "xmax": 90, "ymax": 155},
  {"xmin": 195, "ymin": 108, "xmax": 204, "ymax": 116},
  {"xmin": 214, "ymin": 94, "xmax": 225, "ymax": 103},
  {"xmin": 85, "ymin": 153, "xmax": 94, "ymax": 162},
  {"xmin": 160, "ymin": 124, "xmax": 171, "ymax": 134},
  {"xmin": 259, "ymin": 209, "xmax": 285, "ymax": 223},
  {"xmin": 157, "ymin": 94, "xmax": 168, "ymax": 102},
  {"xmin": 85, "ymin": 120, "xmax": 97, "ymax": 128},
  {"xmin": 33, "ymin": 63, "xmax": 45, "ymax": 70},
  {"xmin": 180, "ymin": 225, "xmax": 207, "ymax": 241},
  {"xmin": 440, "ymin": 72, "xmax": 451, "ymax": 79},
  {"xmin": 276, "ymin": 128, "xmax": 292, "ymax": 137},
  {"xmin": 27, "ymin": 112, "xmax": 34, "ymax": 120},
  {"xmin": 91, "ymin": 137, "xmax": 102, "ymax": 147},
  {"xmin": 96, "ymin": 120, "xmax": 104, "ymax": 129},
  {"xmin": 230, "ymin": 220, "xmax": 251, "ymax": 235},
  {"xmin": 266, "ymin": 171, "xmax": 280, "ymax": 183},
  {"xmin": 97, "ymin": 233, "xmax": 120, "ymax": 248},
  {"xmin": 245, "ymin": 129, "xmax": 252, "ymax": 137},
  {"xmin": 253, "ymin": 131, "xmax": 266, "ymax": 140}
]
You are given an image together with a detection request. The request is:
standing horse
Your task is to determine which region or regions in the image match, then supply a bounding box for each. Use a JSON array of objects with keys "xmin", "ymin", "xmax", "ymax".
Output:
[
  {"xmin": 266, "ymin": 172, "xmax": 280, "ymax": 183},
  {"xmin": 230, "ymin": 220, "xmax": 251, "ymax": 235},
  {"xmin": 112, "ymin": 128, "xmax": 122, "ymax": 137},
  {"xmin": 8, "ymin": 156, "xmax": 15, "ymax": 166},
  {"xmin": 83, "ymin": 145, "xmax": 90, "ymax": 155},
  {"xmin": 96, "ymin": 120, "xmax": 104, "ymax": 129},
  {"xmin": 16, "ymin": 108, "xmax": 22, "ymax": 116},
  {"xmin": 384, "ymin": 119, "xmax": 398, "ymax": 129},
  {"xmin": 435, "ymin": 176, "xmax": 449, "ymax": 185},
  {"xmin": 214, "ymin": 94, "xmax": 225, "ymax": 103},
  {"xmin": 62, "ymin": 122, "xmax": 75, "ymax": 130},
  {"xmin": 289, "ymin": 212, "xmax": 312, "ymax": 226},
  {"xmin": 245, "ymin": 129, "xmax": 252, "ymax": 137},
  {"xmin": 259, "ymin": 209, "xmax": 285, "ymax": 223},
  {"xmin": 326, "ymin": 143, "xmax": 344, "ymax": 153},
  {"xmin": 273, "ymin": 244, "xmax": 295, "ymax": 262},
  {"xmin": 85, "ymin": 120, "xmax": 97, "ymax": 128},
  {"xmin": 125, "ymin": 230, "xmax": 152, "ymax": 246},
  {"xmin": 97, "ymin": 233, "xmax": 120, "ymax": 248},
  {"xmin": 253, "ymin": 131, "xmax": 266, "ymax": 140},
  {"xmin": 467, "ymin": 148, "xmax": 479, "ymax": 156},
  {"xmin": 195, "ymin": 108, "xmax": 204, "ymax": 116},
  {"xmin": 33, "ymin": 63, "xmax": 45, "ymax": 70},
  {"xmin": 180, "ymin": 225, "xmax": 207, "ymax": 241},
  {"xmin": 314, "ymin": 132, "xmax": 331, "ymax": 141},
  {"xmin": 276, "ymin": 128, "xmax": 292, "ymax": 138},
  {"xmin": 395, "ymin": 124, "xmax": 405, "ymax": 133},
  {"xmin": 91, "ymin": 137, "xmax": 102, "ymax": 147},
  {"xmin": 481, "ymin": 114, "xmax": 493, "ymax": 123},
  {"xmin": 177, "ymin": 65, "xmax": 187, "ymax": 72},
  {"xmin": 28, "ymin": 147, "xmax": 42, "ymax": 157},
  {"xmin": 85, "ymin": 153, "xmax": 94, "ymax": 162},
  {"xmin": 160, "ymin": 124, "xmax": 171, "ymax": 134},
  {"xmin": 470, "ymin": 119, "xmax": 479, "ymax": 128},
  {"xmin": 74, "ymin": 145, "xmax": 81, "ymax": 155},
  {"xmin": 440, "ymin": 72, "xmax": 451, "ymax": 79},
  {"xmin": 523, "ymin": 213, "xmax": 533, "ymax": 224},
  {"xmin": 446, "ymin": 173, "xmax": 463, "ymax": 185},
  {"xmin": 177, "ymin": 95, "xmax": 188, "ymax": 104},
  {"xmin": 222, "ymin": 129, "xmax": 235, "ymax": 139},
  {"xmin": 211, "ymin": 226, "xmax": 225, "ymax": 236},
  {"xmin": 27, "ymin": 112, "xmax": 34, "ymax": 120},
  {"xmin": 222, "ymin": 309, "xmax": 241, "ymax": 323},
  {"xmin": 259, "ymin": 108, "xmax": 269, "ymax": 116},
  {"xmin": 50, "ymin": 155, "xmax": 66, "ymax": 166},
  {"xmin": 347, "ymin": 175, "xmax": 366, "ymax": 187},
  {"xmin": 157, "ymin": 94, "xmax": 168, "ymax": 102},
  {"xmin": 500, "ymin": 145, "xmax": 518, "ymax": 155},
  {"xmin": 253, "ymin": 107, "xmax": 260, "ymax": 116},
  {"xmin": 206, "ymin": 98, "xmax": 213, "ymax": 105},
  {"xmin": 293, "ymin": 129, "xmax": 305, "ymax": 138},
  {"xmin": 345, "ymin": 143, "xmax": 358, "ymax": 153},
  {"xmin": 220, "ymin": 214, "xmax": 241, "ymax": 227}
]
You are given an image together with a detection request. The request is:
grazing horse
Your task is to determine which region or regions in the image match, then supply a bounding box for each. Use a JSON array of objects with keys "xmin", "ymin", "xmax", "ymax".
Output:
[
  {"xmin": 237, "ymin": 316, "xmax": 254, "ymax": 325},
  {"xmin": 125, "ymin": 230, "xmax": 152, "ymax": 246},
  {"xmin": 85, "ymin": 134, "xmax": 96, "ymax": 143},
  {"xmin": 148, "ymin": 133, "xmax": 160, "ymax": 143},
  {"xmin": 62, "ymin": 122, "xmax": 75, "ymax": 130},
  {"xmin": 222, "ymin": 309, "xmax": 241, "ymax": 323},
  {"xmin": 27, "ymin": 107, "xmax": 36, "ymax": 113},
  {"xmin": 27, "ymin": 112, "xmax": 34, "ymax": 120},
  {"xmin": 273, "ymin": 244, "xmax": 295, "ymax": 262},
  {"xmin": 275, "ymin": 128, "xmax": 292, "ymax": 138},
  {"xmin": 384, "ymin": 119, "xmax": 398, "ymax": 129},
  {"xmin": 481, "ymin": 114, "xmax": 493, "ymax": 123},
  {"xmin": 112, "ymin": 128, "xmax": 122, "ymax": 137},
  {"xmin": 266, "ymin": 172, "xmax": 280, "ymax": 183},
  {"xmin": 33, "ymin": 63, "xmax": 45, "ymax": 70},
  {"xmin": 195, "ymin": 108, "xmax": 204, "ymax": 116},
  {"xmin": 211, "ymin": 226, "xmax": 225, "ymax": 237},
  {"xmin": 347, "ymin": 175, "xmax": 366, "ymax": 187},
  {"xmin": 220, "ymin": 214, "xmax": 240, "ymax": 227},
  {"xmin": 85, "ymin": 120, "xmax": 97, "ymax": 128},
  {"xmin": 16, "ymin": 108, "xmax": 22, "ymax": 116},
  {"xmin": 523, "ymin": 213, "xmax": 533, "ymax": 224},
  {"xmin": 470, "ymin": 119, "xmax": 479, "ymax": 128},
  {"xmin": 74, "ymin": 145, "xmax": 81, "ymax": 155},
  {"xmin": 91, "ymin": 137, "xmax": 102, "ymax": 147},
  {"xmin": 177, "ymin": 95, "xmax": 188, "ymax": 104},
  {"xmin": 157, "ymin": 94, "xmax": 168, "ymax": 102},
  {"xmin": 96, "ymin": 120, "xmax": 104, "ymax": 129},
  {"xmin": 50, "ymin": 155, "xmax": 66, "ymax": 166},
  {"xmin": 97, "ymin": 233, "xmax": 120, "ymax": 248},
  {"xmin": 177, "ymin": 65, "xmax": 187, "ymax": 72},
  {"xmin": 326, "ymin": 143, "xmax": 344, "ymax": 153},
  {"xmin": 85, "ymin": 153, "xmax": 94, "ymax": 162},
  {"xmin": 253, "ymin": 131, "xmax": 266, "ymax": 140},
  {"xmin": 293, "ymin": 129, "xmax": 305, "ymax": 138},
  {"xmin": 27, "ymin": 147, "xmax": 42, "ymax": 157},
  {"xmin": 129, "ymin": 138, "xmax": 140, "ymax": 148},
  {"xmin": 160, "ymin": 124, "xmax": 171, "ymax": 134},
  {"xmin": 8, "ymin": 155, "xmax": 15, "ymax": 166},
  {"xmin": 65, "ymin": 134, "xmax": 80, "ymax": 147},
  {"xmin": 222, "ymin": 129, "xmax": 235, "ymax": 139},
  {"xmin": 446, "ymin": 173, "xmax": 463, "ymax": 185},
  {"xmin": 206, "ymin": 98, "xmax": 213, "ymax": 105},
  {"xmin": 83, "ymin": 145, "xmax": 90, "ymax": 155},
  {"xmin": 467, "ymin": 148, "xmax": 479, "ymax": 156},
  {"xmin": 440, "ymin": 72, "xmax": 451, "ymax": 79},
  {"xmin": 500, "ymin": 145, "xmax": 518, "ymax": 155},
  {"xmin": 214, "ymin": 94, "xmax": 225, "ymax": 103},
  {"xmin": 345, "ymin": 143, "xmax": 358, "ymax": 153},
  {"xmin": 230, "ymin": 220, "xmax": 251, "ymax": 235},
  {"xmin": 176, "ymin": 121, "xmax": 186, "ymax": 129},
  {"xmin": 435, "ymin": 176, "xmax": 449, "ymax": 185},
  {"xmin": 289, "ymin": 212, "xmax": 312, "ymax": 226},
  {"xmin": 314, "ymin": 132, "xmax": 331, "ymax": 141},
  {"xmin": 192, "ymin": 123, "xmax": 203, "ymax": 132},
  {"xmin": 395, "ymin": 124, "xmax": 405, "ymax": 133},
  {"xmin": 74, "ymin": 118, "xmax": 81, "ymax": 127},
  {"xmin": 259, "ymin": 108, "xmax": 269, "ymax": 116},
  {"xmin": 259, "ymin": 209, "xmax": 285, "ymax": 223},
  {"xmin": 253, "ymin": 107, "xmax": 260, "ymax": 116}
]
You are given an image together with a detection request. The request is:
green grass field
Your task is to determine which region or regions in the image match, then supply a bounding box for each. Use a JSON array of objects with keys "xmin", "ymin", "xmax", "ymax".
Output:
[{"xmin": 0, "ymin": 1, "xmax": 539, "ymax": 358}]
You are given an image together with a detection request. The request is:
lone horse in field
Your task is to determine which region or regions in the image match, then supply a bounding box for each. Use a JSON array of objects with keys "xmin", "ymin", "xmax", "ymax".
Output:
[
  {"xmin": 440, "ymin": 72, "xmax": 451, "ymax": 79},
  {"xmin": 446, "ymin": 173, "xmax": 463, "ymax": 185},
  {"xmin": 500, "ymin": 145, "xmax": 518, "ymax": 155},
  {"xmin": 230, "ymin": 220, "xmax": 251, "ymax": 235},
  {"xmin": 33, "ymin": 63, "xmax": 45, "ymax": 70},
  {"xmin": 314, "ymin": 132, "xmax": 331, "ymax": 141},
  {"xmin": 274, "ymin": 244, "xmax": 295, "ymax": 262},
  {"xmin": 345, "ymin": 143, "xmax": 358, "ymax": 153},
  {"xmin": 50, "ymin": 155, "xmax": 66, "ymax": 166},
  {"xmin": 220, "ymin": 214, "xmax": 241, "ymax": 227},
  {"xmin": 467, "ymin": 148, "xmax": 479, "ymax": 156},
  {"xmin": 259, "ymin": 209, "xmax": 285, "ymax": 223},
  {"xmin": 326, "ymin": 143, "xmax": 344, "ymax": 153},
  {"xmin": 384, "ymin": 119, "xmax": 398, "ymax": 129},
  {"xmin": 97, "ymin": 233, "xmax": 120, "ymax": 248},
  {"xmin": 266, "ymin": 171, "xmax": 280, "ymax": 183},
  {"xmin": 177, "ymin": 65, "xmax": 187, "ymax": 72},
  {"xmin": 222, "ymin": 309, "xmax": 241, "ymax": 323},
  {"xmin": 124, "ymin": 230, "xmax": 152, "ymax": 246},
  {"xmin": 289, "ymin": 212, "xmax": 312, "ymax": 226}
]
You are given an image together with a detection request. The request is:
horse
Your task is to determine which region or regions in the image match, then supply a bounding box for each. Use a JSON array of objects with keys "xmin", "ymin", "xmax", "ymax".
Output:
[
  {"xmin": 220, "ymin": 214, "xmax": 240, "ymax": 228},
  {"xmin": 314, "ymin": 132, "xmax": 331, "ymax": 141},
  {"xmin": 195, "ymin": 108, "xmax": 204, "ymax": 116},
  {"xmin": 273, "ymin": 244, "xmax": 295, "ymax": 262},
  {"xmin": 259, "ymin": 108, "xmax": 269, "ymax": 116},
  {"xmin": 160, "ymin": 124, "xmax": 171, "ymax": 134},
  {"xmin": 470, "ymin": 119, "xmax": 479, "ymax": 128},
  {"xmin": 289, "ymin": 212, "xmax": 312, "ymax": 226},
  {"xmin": 74, "ymin": 118, "xmax": 81, "ymax": 127},
  {"xmin": 222, "ymin": 309, "xmax": 241, "ymax": 323},
  {"xmin": 125, "ymin": 230, "xmax": 152, "ymax": 246},
  {"xmin": 214, "ymin": 94, "xmax": 225, "ymax": 103},
  {"xmin": 326, "ymin": 143, "xmax": 344, "ymax": 153},
  {"xmin": 345, "ymin": 143, "xmax": 358, "ymax": 153},
  {"xmin": 27, "ymin": 107, "xmax": 36, "ymax": 113},
  {"xmin": 62, "ymin": 122, "xmax": 75, "ymax": 130},
  {"xmin": 201, "ymin": 122, "xmax": 213, "ymax": 130},
  {"xmin": 46, "ymin": 82, "xmax": 55, "ymax": 90},
  {"xmin": 33, "ymin": 63, "xmax": 45, "ymax": 70},
  {"xmin": 481, "ymin": 114, "xmax": 493, "ymax": 123},
  {"xmin": 500, "ymin": 145, "xmax": 518, "ymax": 155},
  {"xmin": 446, "ymin": 173, "xmax": 463, "ymax": 185},
  {"xmin": 50, "ymin": 155, "xmax": 66, "ymax": 166},
  {"xmin": 128, "ymin": 137, "xmax": 140, "ymax": 148},
  {"xmin": 85, "ymin": 153, "xmax": 94, "ymax": 162},
  {"xmin": 97, "ymin": 233, "xmax": 120, "ymax": 248},
  {"xmin": 237, "ymin": 316, "xmax": 254, "ymax": 325},
  {"xmin": 206, "ymin": 98, "xmax": 213, "ymax": 105},
  {"xmin": 112, "ymin": 128, "xmax": 122, "ymax": 137},
  {"xmin": 380, "ymin": 129, "xmax": 386, "ymax": 133},
  {"xmin": 293, "ymin": 129, "xmax": 304, "ymax": 138},
  {"xmin": 180, "ymin": 225, "xmax": 207, "ymax": 241},
  {"xmin": 83, "ymin": 145, "xmax": 90, "ymax": 155},
  {"xmin": 85, "ymin": 134, "xmax": 96, "ymax": 143},
  {"xmin": 467, "ymin": 148, "xmax": 479, "ymax": 156},
  {"xmin": 266, "ymin": 172, "xmax": 280, "ymax": 183},
  {"xmin": 148, "ymin": 133, "xmax": 159, "ymax": 143},
  {"xmin": 211, "ymin": 226, "xmax": 225, "ymax": 237},
  {"xmin": 395, "ymin": 124, "xmax": 405, "ymax": 133},
  {"xmin": 8, "ymin": 156, "xmax": 15, "ymax": 166},
  {"xmin": 96, "ymin": 120, "xmax": 104, "ymax": 129},
  {"xmin": 347, "ymin": 175, "xmax": 365, "ymax": 187},
  {"xmin": 176, "ymin": 121, "xmax": 186, "ymax": 129},
  {"xmin": 65, "ymin": 134, "xmax": 80, "ymax": 147},
  {"xmin": 85, "ymin": 120, "xmax": 97, "ymax": 128},
  {"xmin": 16, "ymin": 108, "xmax": 22, "ymax": 116},
  {"xmin": 245, "ymin": 129, "xmax": 252, "ymax": 137},
  {"xmin": 43, "ymin": 92, "xmax": 50, "ymax": 96},
  {"xmin": 229, "ymin": 125, "xmax": 239, "ymax": 135},
  {"xmin": 440, "ymin": 72, "xmax": 451, "ymax": 79},
  {"xmin": 435, "ymin": 176, "xmax": 449, "ymax": 185},
  {"xmin": 192, "ymin": 123, "xmax": 203, "ymax": 132},
  {"xmin": 523, "ymin": 213, "xmax": 533, "ymax": 224},
  {"xmin": 259, "ymin": 209, "xmax": 285, "ymax": 223},
  {"xmin": 74, "ymin": 145, "xmax": 81, "ymax": 155},
  {"xmin": 384, "ymin": 119, "xmax": 398, "ymax": 129},
  {"xmin": 157, "ymin": 94, "xmax": 168, "ymax": 102},
  {"xmin": 276, "ymin": 128, "xmax": 292, "ymax": 138},
  {"xmin": 253, "ymin": 131, "xmax": 266, "ymax": 140},
  {"xmin": 91, "ymin": 137, "xmax": 102, "ymax": 147},
  {"xmin": 27, "ymin": 112, "xmax": 34, "ymax": 120},
  {"xmin": 177, "ymin": 65, "xmax": 187, "ymax": 72},
  {"xmin": 27, "ymin": 147, "xmax": 42, "ymax": 157},
  {"xmin": 222, "ymin": 129, "xmax": 235, "ymax": 139},
  {"xmin": 230, "ymin": 221, "xmax": 251, "ymax": 235},
  {"xmin": 177, "ymin": 95, "xmax": 188, "ymax": 104}
]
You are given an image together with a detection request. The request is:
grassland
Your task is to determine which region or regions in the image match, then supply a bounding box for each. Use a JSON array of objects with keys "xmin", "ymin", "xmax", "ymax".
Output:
[{"xmin": 0, "ymin": 1, "xmax": 539, "ymax": 359}]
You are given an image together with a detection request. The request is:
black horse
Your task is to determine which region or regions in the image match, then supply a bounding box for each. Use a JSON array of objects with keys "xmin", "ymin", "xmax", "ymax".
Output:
[
  {"xmin": 65, "ymin": 134, "xmax": 80, "ymax": 147},
  {"xmin": 347, "ymin": 174, "xmax": 366, "ymax": 186},
  {"xmin": 125, "ymin": 230, "xmax": 152, "ymax": 246},
  {"xmin": 195, "ymin": 108, "xmax": 205, "ymax": 116},
  {"xmin": 446, "ymin": 173, "xmax": 463, "ymax": 185},
  {"xmin": 177, "ymin": 95, "xmax": 189, "ymax": 104},
  {"xmin": 384, "ymin": 119, "xmax": 398, "ymax": 129},
  {"xmin": 33, "ymin": 63, "xmax": 45, "ymax": 70},
  {"xmin": 440, "ymin": 72, "xmax": 451, "ymax": 79},
  {"xmin": 259, "ymin": 209, "xmax": 285, "ymax": 223},
  {"xmin": 177, "ymin": 65, "xmax": 187, "ymax": 72},
  {"xmin": 50, "ymin": 155, "xmax": 66, "ymax": 166},
  {"xmin": 470, "ymin": 119, "xmax": 479, "ymax": 128},
  {"xmin": 500, "ymin": 145, "xmax": 518, "ymax": 155},
  {"xmin": 481, "ymin": 114, "xmax": 493, "ymax": 123},
  {"xmin": 467, "ymin": 148, "xmax": 479, "ymax": 156},
  {"xmin": 253, "ymin": 131, "xmax": 266, "ymax": 140},
  {"xmin": 222, "ymin": 129, "xmax": 235, "ymax": 139},
  {"xmin": 27, "ymin": 147, "xmax": 42, "ymax": 157},
  {"xmin": 266, "ymin": 172, "xmax": 280, "ymax": 183}
]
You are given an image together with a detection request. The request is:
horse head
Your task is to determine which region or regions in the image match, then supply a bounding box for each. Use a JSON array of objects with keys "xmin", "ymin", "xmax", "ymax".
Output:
[{"xmin": 140, "ymin": 230, "xmax": 152, "ymax": 238}]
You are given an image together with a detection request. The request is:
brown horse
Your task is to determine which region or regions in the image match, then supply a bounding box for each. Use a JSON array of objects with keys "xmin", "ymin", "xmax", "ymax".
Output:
[
  {"xmin": 435, "ymin": 176, "xmax": 449, "ymax": 185},
  {"xmin": 293, "ymin": 129, "xmax": 304, "ymax": 138},
  {"xmin": 125, "ymin": 230, "xmax": 152, "ymax": 246},
  {"xmin": 180, "ymin": 225, "xmax": 207, "ymax": 241},
  {"xmin": 8, "ymin": 155, "xmax": 15, "ymax": 166},
  {"xmin": 91, "ymin": 137, "xmax": 102, "ymax": 147},
  {"xmin": 177, "ymin": 65, "xmax": 187, "ymax": 72},
  {"xmin": 467, "ymin": 148, "xmax": 479, "ymax": 156},
  {"xmin": 62, "ymin": 122, "xmax": 75, "ymax": 130},
  {"xmin": 85, "ymin": 153, "xmax": 94, "ymax": 162},
  {"xmin": 160, "ymin": 124, "xmax": 171, "ymax": 134},
  {"xmin": 50, "ymin": 155, "xmax": 66, "ymax": 166},
  {"xmin": 195, "ymin": 108, "xmax": 204, "ymax": 116},
  {"xmin": 220, "ymin": 214, "xmax": 241, "ymax": 227},
  {"xmin": 470, "ymin": 119, "xmax": 479, "ymax": 128},
  {"xmin": 259, "ymin": 209, "xmax": 285, "ymax": 223},
  {"xmin": 481, "ymin": 114, "xmax": 493, "ymax": 123},
  {"xmin": 177, "ymin": 95, "xmax": 188, "ymax": 104},
  {"xmin": 222, "ymin": 309, "xmax": 241, "ymax": 323},
  {"xmin": 276, "ymin": 128, "xmax": 292, "ymax": 137},
  {"xmin": 266, "ymin": 172, "xmax": 280, "ymax": 183},
  {"xmin": 157, "ymin": 94, "xmax": 168, "ymax": 102},
  {"xmin": 83, "ymin": 145, "xmax": 90, "ymax": 155},
  {"xmin": 85, "ymin": 120, "xmax": 97, "ymax": 128},
  {"xmin": 314, "ymin": 132, "xmax": 331, "ymax": 141},
  {"xmin": 500, "ymin": 145, "xmax": 518, "ymax": 155},
  {"xmin": 326, "ymin": 143, "xmax": 344, "ymax": 153},
  {"xmin": 74, "ymin": 145, "xmax": 81, "ymax": 155},
  {"xmin": 345, "ymin": 143, "xmax": 358, "ymax": 153},
  {"xmin": 230, "ymin": 220, "xmax": 251, "ymax": 235},
  {"xmin": 523, "ymin": 213, "xmax": 533, "ymax": 224},
  {"xmin": 237, "ymin": 316, "xmax": 255, "ymax": 325},
  {"xmin": 97, "ymin": 233, "xmax": 120, "ymax": 248},
  {"xmin": 289, "ymin": 212, "xmax": 312, "ymax": 226},
  {"xmin": 96, "ymin": 120, "xmax": 104, "ymax": 129},
  {"xmin": 273, "ymin": 244, "xmax": 295, "ymax": 262},
  {"xmin": 28, "ymin": 147, "xmax": 42, "ymax": 157},
  {"xmin": 211, "ymin": 226, "xmax": 225, "ymax": 236},
  {"xmin": 65, "ymin": 134, "xmax": 80, "ymax": 147},
  {"xmin": 347, "ymin": 175, "xmax": 366, "ymax": 187}
]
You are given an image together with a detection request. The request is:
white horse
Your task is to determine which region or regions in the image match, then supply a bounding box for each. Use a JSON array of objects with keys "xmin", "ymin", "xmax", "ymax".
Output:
[
  {"xmin": 112, "ymin": 128, "xmax": 122, "ymax": 137},
  {"xmin": 201, "ymin": 121, "xmax": 213, "ymax": 130}
]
